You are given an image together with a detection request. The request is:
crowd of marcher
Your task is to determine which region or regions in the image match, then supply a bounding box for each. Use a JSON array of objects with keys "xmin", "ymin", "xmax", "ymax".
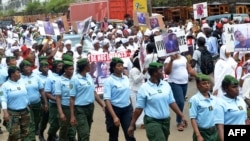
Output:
[{"xmin": 0, "ymin": 14, "xmax": 249, "ymax": 141}]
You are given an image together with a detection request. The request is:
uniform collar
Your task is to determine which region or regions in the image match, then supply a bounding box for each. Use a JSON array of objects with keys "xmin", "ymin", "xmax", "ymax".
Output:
[
  {"xmin": 77, "ymin": 73, "xmax": 89, "ymax": 79},
  {"xmin": 111, "ymin": 74, "xmax": 125, "ymax": 80},
  {"xmin": 21, "ymin": 72, "xmax": 35, "ymax": 78},
  {"xmin": 222, "ymin": 95, "xmax": 240, "ymax": 103},
  {"xmin": 147, "ymin": 79, "xmax": 164, "ymax": 87},
  {"xmin": 61, "ymin": 75, "xmax": 71, "ymax": 81},
  {"xmin": 197, "ymin": 91, "xmax": 214, "ymax": 101}
]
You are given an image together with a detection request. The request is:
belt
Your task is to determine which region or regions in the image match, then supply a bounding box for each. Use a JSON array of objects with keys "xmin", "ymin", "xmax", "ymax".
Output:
[
  {"xmin": 145, "ymin": 115, "xmax": 170, "ymax": 122},
  {"xmin": 75, "ymin": 103, "xmax": 93, "ymax": 108},
  {"xmin": 61, "ymin": 105, "xmax": 70, "ymax": 109},
  {"xmin": 198, "ymin": 126, "xmax": 216, "ymax": 132},
  {"xmin": 8, "ymin": 108, "xmax": 28, "ymax": 112}
]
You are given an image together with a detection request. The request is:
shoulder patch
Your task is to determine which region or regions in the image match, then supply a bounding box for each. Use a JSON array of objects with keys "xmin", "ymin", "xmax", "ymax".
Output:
[
  {"xmin": 189, "ymin": 103, "xmax": 192, "ymax": 109},
  {"xmin": 0, "ymin": 91, "xmax": 3, "ymax": 96}
]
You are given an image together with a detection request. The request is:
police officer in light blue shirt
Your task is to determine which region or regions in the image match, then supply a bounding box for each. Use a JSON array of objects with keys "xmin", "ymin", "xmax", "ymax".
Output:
[
  {"xmin": 214, "ymin": 75, "xmax": 248, "ymax": 141},
  {"xmin": 128, "ymin": 62, "xmax": 187, "ymax": 141},
  {"xmin": 104, "ymin": 57, "xmax": 136, "ymax": 141},
  {"xmin": 0, "ymin": 66, "xmax": 30, "ymax": 140},
  {"xmin": 44, "ymin": 60, "xmax": 64, "ymax": 141},
  {"xmin": 55, "ymin": 61, "xmax": 76, "ymax": 141},
  {"xmin": 19, "ymin": 60, "xmax": 48, "ymax": 141},
  {"xmin": 189, "ymin": 73, "xmax": 219, "ymax": 141},
  {"xmin": 70, "ymin": 58, "xmax": 104, "ymax": 141}
]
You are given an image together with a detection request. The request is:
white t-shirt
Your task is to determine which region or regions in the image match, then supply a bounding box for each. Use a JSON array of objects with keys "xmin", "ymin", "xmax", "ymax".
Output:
[
  {"xmin": 144, "ymin": 53, "xmax": 158, "ymax": 79},
  {"xmin": 164, "ymin": 55, "xmax": 188, "ymax": 84}
]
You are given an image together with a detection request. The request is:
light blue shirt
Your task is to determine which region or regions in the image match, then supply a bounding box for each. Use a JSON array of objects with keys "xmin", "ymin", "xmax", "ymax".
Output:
[
  {"xmin": 0, "ymin": 79, "xmax": 29, "ymax": 110},
  {"xmin": 206, "ymin": 36, "xmax": 218, "ymax": 55},
  {"xmin": 189, "ymin": 92, "xmax": 218, "ymax": 128},
  {"xmin": 214, "ymin": 95, "xmax": 247, "ymax": 125},
  {"xmin": 55, "ymin": 75, "xmax": 71, "ymax": 106},
  {"xmin": 44, "ymin": 73, "xmax": 59, "ymax": 103},
  {"xmin": 104, "ymin": 74, "xmax": 131, "ymax": 108},
  {"xmin": 20, "ymin": 73, "xmax": 44, "ymax": 104},
  {"xmin": 70, "ymin": 73, "xmax": 95, "ymax": 106},
  {"xmin": 0, "ymin": 66, "xmax": 7, "ymax": 85},
  {"xmin": 136, "ymin": 80, "xmax": 175, "ymax": 119}
]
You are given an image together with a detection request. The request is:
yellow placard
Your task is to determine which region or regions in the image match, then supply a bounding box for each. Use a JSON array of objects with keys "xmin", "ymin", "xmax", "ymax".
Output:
[{"xmin": 133, "ymin": 0, "xmax": 148, "ymax": 13}]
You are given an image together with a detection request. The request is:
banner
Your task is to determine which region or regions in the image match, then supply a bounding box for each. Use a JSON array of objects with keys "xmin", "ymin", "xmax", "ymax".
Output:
[
  {"xmin": 87, "ymin": 51, "xmax": 131, "ymax": 94},
  {"xmin": 37, "ymin": 21, "xmax": 60, "ymax": 36},
  {"xmin": 133, "ymin": 0, "xmax": 148, "ymax": 13},
  {"xmin": 233, "ymin": 23, "xmax": 250, "ymax": 51},
  {"xmin": 76, "ymin": 16, "xmax": 92, "ymax": 34},
  {"xmin": 193, "ymin": 2, "xmax": 208, "ymax": 19}
]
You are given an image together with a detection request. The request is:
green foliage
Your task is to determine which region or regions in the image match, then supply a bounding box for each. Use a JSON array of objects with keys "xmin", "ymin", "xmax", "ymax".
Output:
[
  {"xmin": 25, "ymin": 1, "xmax": 45, "ymax": 15},
  {"xmin": 152, "ymin": 0, "xmax": 169, "ymax": 7}
]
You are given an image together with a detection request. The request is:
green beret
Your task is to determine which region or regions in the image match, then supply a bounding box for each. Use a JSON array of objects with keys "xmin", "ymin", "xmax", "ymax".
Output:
[
  {"xmin": 39, "ymin": 56, "xmax": 47, "ymax": 62},
  {"xmin": 8, "ymin": 65, "xmax": 20, "ymax": 73},
  {"xmin": 39, "ymin": 61, "xmax": 49, "ymax": 67},
  {"xmin": 148, "ymin": 62, "xmax": 163, "ymax": 69},
  {"xmin": 196, "ymin": 73, "xmax": 210, "ymax": 81},
  {"xmin": 62, "ymin": 54, "xmax": 73, "ymax": 62},
  {"xmin": 63, "ymin": 61, "xmax": 74, "ymax": 66},
  {"xmin": 20, "ymin": 60, "xmax": 31, "ymax": 66},
  {"xmin": 53, "ymin": 60, "xmax": 63, "ymax": 65},
  {"xmin": 6, "ymin": 56, "xmax": 16, "ymax": 60},
  {"xmin": 77, "ymin": 58, "xmax": 89, "ymax": 65},
  {"xmin": 111, "ymin": 57, "xmax": 123, "ymax": 64},
  {"xmin": 223, "ymin": 75, "xmax": 239, "ymax": 85}
]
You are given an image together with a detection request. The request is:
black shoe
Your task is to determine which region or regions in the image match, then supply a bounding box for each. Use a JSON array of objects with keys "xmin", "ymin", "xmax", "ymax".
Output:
[
  {"xmin": 47, "ymin": 135, "xmax": 58, "ymax": 141},
  {"xmin": 69, "ymin": 138, "xmax": 77, "ymax": 141},
  {"xmin": 39, "ymin": 133, "xmax": 46, "ymax": 141}
]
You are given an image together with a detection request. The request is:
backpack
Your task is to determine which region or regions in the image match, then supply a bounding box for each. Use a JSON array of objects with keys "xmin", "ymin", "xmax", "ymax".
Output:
[{"xmin": 198, "ymin": 47, "xmax": 214, "ymax": 75}]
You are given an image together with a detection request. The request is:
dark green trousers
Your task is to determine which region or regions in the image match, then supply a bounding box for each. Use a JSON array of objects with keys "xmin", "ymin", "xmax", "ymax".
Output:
[
  {"xmin": 75, "ymin": 103, "xmax": 94, "ymax": 141},
  {"xmin": 24, "ymin": 102, "xmax": 41, "ymax": 141},
  {"xmin": 48, "ymin": 102, "xmax": 59, "ymax": 136},
  {"xmin": 193, "ymin": 126, "xmax": 219, "ymax": 141},
  {"xmin": 39, "ymin": 99, "xmax": 49, "ymax": 134},
  {"xmin": 7, "ymin": 108, "xmax": 30, "ymax": 141},
  {"xmin": 59, "ymin": 105, "xmax": 76, "ymax": 141},
  {"xmin": 144, "ymin": 115, "xmax": 170, "ymax": 141}
]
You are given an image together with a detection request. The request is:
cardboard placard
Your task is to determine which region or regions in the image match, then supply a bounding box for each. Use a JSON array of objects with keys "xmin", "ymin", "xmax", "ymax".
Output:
[
  {"xmin": 193, "ymin": 2, "xmax": 208, "ymax": 19},
  {"xmin": 133, "ymin": 11, "xmax": 150, "ymax": 27},
  {"xmin": 224, "ymin": 23, "xmax": 235, "ymax": 52},
  {"xmin": 233, "ymin": 23, "xmax": 250, "ymax": 52},
  {"xmin": 51, "ymin": 16, "xmax": 69, "ymax": 33},
  {"xmin": 76, "ymin": 16, "xmax": 92, "ymax": 35},
  {"xmin": 37, "ymin": 20, "xmax": 60, "ymax": 36}
]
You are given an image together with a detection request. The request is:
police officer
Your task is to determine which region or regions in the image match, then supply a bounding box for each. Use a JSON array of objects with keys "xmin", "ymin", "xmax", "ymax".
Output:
[
  {"xmin": 128, "ymin": 62, "xmax": 188, "ymax": 141},
  {"xmin": 55, "ymin": 61, "xmax": 76, "ymax": 141},
  {"xmin": 0, "ymin": 66, "xmax": 30, "ymax": 140},
  {"xmin": 45, "ymin": 60, "xmax": 64, "ymax": 141},
  {"xmin": 104, "ymin": 57, "xmax": 136, "ymax": 141},
  {"xmin": 214, "ymin": 75, "xmax": 248, "ymax": 141},
  {"xmin": 189, "ymin": 73, "xmax": 219, "ymax": 141},
  {"xmin": 19, "ymin": 60, "xmax": 48, "ymax": 141},
  {"xmin": 70, "ymin": 58, "xmax": 104, "ymax": 141}
]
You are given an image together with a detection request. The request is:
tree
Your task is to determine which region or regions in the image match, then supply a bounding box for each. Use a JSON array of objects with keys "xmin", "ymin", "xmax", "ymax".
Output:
[{"xmin": 25, "ymin": 1, "xmax": 45, "ymax": 15}]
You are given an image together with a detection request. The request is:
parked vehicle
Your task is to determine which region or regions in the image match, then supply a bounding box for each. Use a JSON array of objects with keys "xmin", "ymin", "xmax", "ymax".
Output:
[{"xmin": 206, "ymin": 13, "xmax": 249, "ymax": 26}]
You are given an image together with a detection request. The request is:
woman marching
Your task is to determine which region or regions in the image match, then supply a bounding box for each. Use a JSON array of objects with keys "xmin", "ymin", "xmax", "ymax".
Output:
[
  {"xmin": 0, "ymin": 66, "xmax": 30, "ymax": 140},
  {"xmin": 70, "ymin": 58, "xmax": 104, "ymax": 141},
  {"xmin": 55, "ymin": 60, "xmax": 76, "ymax": 141},
  {"xmin": 103, "ymin": 57, "xmax": 136, "ymax": 141},
  {"xmin": 19, "ymin": 60, "xmax": 48, "ymax": 141},
  {"xmin": 128, "ymin": 62, "xmax": 188, "ymax": 141}
]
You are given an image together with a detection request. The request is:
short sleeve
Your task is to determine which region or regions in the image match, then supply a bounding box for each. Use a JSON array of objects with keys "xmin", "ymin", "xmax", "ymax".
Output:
[
  {"xmin": 214, "ymin": 101, "xmax": 225, "ymax": 124},
  {"xmin": 144, "ymin": 55, "xmax": 151, "ymax": 68},
  {"xmin": 164, "ymin": 57, "xmax": 171, "ymax": 64},
  {"xmin": 103, "ymin": 78, "xmax": 111, "ymax": 100},
  {"xmin": 70, "ymin": 77, "xmax": 77, "ymax": 97},
  {"xmin": 189, "ymin": 97, "xmax": 198, "ymax": 119},
  {"xmin": 38, "ymin": 77, "xmax": 44, "ymax": 90},
  {"xmin": 192, "ymin": 50, "xmax": 199, "ymax": 61},
  {"xmin": 0, "ymin": 84, "xmax": 8, "ymax": 109},
  {"xmin": 136, "ymin": 87, "xmax": 147, "ymax": 108},
  {"xmin": 54, "ymin": 81, "xmax": 62, "ymax": 96},
  {"xmin": 167, "ymin": 88, "xmax": 175, "ymax": 104}
]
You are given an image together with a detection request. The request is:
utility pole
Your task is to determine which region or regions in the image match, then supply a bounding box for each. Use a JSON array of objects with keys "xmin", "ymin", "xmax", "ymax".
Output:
[{"xmin": 147, "ymin": 0, "xmax": 152, "ymax": 16}]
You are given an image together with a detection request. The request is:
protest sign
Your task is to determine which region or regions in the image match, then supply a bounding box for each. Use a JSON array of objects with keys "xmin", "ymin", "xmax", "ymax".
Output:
[
  {"xmin": 87, "ymin": 51, "xmax": 131, "ymax": 94},
  {"xmin": 224, "ymin": 23, "xmax": 235, "ymax": 52},
  {"xmin": 133, "ymin": 0, "xmax": 148, "ymax": 13},
  {"xmin": 37, "ymin": 20, "xmax": 60, "ymax": 36},
  {"xmin": 76, "ymin": 16, "xmax": 92, "ymax": 34},
  {"xmin": 133, "ymin": 11, "xmax": 149, "ymax": 27},
  {"xmin": 52, "ymin": 16, "xmax": 69, "ymax": 33},
  {"xmin": 193, "ymin": 2, "xmax": 208, "ymax": 19},
  {"xmin": 233, "ymin": 23, "xmax": 250, "ymax": 52}
]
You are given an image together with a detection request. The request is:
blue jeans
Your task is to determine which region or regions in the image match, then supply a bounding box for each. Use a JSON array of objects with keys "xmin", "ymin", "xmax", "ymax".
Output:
[
  {"xmin": 105, "ymin": 104, "xmax": 136, "ymax": 141},
  {"xmin": 169, "ymin": 83, "xmax": 188, "ymax": 124}
]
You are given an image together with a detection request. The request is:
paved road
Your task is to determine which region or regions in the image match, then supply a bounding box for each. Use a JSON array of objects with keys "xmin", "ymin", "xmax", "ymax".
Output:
[{"xmin": 0, "ymin": 80, "xmax": 197, "ymax": 141}]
